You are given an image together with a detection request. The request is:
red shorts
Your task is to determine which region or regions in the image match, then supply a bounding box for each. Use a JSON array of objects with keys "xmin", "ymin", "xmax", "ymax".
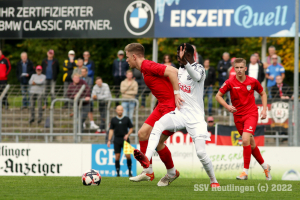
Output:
[
  {"xmin": 234, "ymin": 114, "xmax": 258, "ymax": 135},
  {"xmin": 145, "ymin": 105, "xmax": 175, "ymax": 136}
]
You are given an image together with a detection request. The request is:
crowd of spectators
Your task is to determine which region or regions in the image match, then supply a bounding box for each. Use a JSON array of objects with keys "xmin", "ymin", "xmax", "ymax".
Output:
[{"xmin": 0, "ymin": 44, "xmax": 292, "ymax": 133}]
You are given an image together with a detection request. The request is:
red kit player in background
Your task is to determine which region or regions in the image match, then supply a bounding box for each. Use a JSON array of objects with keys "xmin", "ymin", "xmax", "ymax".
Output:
[
  {"xmin": 124, "ymin": 43, "xmax": 184, "ymax": 182},
  {"xmin": 215, "ymin": 58, "xmax": 272, "ymax": 180}
]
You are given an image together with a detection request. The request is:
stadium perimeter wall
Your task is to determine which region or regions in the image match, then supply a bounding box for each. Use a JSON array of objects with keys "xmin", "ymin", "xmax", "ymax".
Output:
[{"xmin": 1, "ymin": 139, "xmax": 299, "ymax": 180}]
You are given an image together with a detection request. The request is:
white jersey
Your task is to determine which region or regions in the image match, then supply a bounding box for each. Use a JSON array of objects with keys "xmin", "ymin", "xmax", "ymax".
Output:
[{"xmin": 178, "ymin": 62, "xmax": 206, "ymax": 124}]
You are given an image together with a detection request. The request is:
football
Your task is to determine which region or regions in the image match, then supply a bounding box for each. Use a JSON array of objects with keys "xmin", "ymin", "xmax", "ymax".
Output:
[{"xmin": 82, "ymin": 169, "xmax": 101, "ymax": 186}]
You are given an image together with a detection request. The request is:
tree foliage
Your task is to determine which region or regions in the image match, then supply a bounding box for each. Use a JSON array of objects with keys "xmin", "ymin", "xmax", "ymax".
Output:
[{"xmin": 2, "ymin": 37, "xmax": 299, "ymax": 86}]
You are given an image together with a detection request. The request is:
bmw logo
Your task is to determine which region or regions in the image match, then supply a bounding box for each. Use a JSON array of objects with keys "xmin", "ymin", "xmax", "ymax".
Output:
[{"xmin": 124, "ymin": 1, "xmax": 154, "ymax": 36}]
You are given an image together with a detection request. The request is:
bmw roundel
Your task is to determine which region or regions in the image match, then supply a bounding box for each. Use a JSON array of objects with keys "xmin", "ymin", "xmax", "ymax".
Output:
[{"xmin": 124, "ymin": 1, "xmax": 154, "ymax": 36}]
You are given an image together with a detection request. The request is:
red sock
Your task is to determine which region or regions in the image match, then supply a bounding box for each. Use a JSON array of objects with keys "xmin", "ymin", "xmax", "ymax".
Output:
[
  {"xmin": 157, "ymin": 145, "xmax": 174, "ymax": 169},
  {"xmin": 139, "ymin": 140, "xmax": 152, "ymax": 164},
  {"xmin": 252, "ymin": 146, "xmax": 264, "ymax": 165},
  {"xmin": 243, "ymin": 145, "xmax": 252, "ymax": 169}
]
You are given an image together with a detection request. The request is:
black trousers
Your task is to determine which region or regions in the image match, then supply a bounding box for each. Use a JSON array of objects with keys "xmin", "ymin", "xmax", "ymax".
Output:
[{"xmin": 0, "ymin": 80, "xmax": 9, "ymax": 107}]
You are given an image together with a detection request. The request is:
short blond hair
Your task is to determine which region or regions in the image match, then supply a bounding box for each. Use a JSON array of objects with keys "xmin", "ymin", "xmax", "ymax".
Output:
[
  {"xmin": 72, "ymin": 73, "xmax": 80, "ymax": 78},
  {"xmin": 233, "ymin": 58, "xmax": 246, "ymax": 67},
  {"xmin": 124, "ymin": 43, "xmax": 145, "ymax": 57},
  {"xmin": 126, "ymin": 70, "xmax": 133, "ymax": 74}
]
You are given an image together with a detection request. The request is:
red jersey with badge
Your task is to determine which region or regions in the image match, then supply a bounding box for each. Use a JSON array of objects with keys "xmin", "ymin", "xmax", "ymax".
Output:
[
  {"xmin": 219, "ymin": 75, "xmax": 263, "ymax": 116},
  {"xmin": 140, "ymin": 60, "xmax": 175, "ymax": 110}
]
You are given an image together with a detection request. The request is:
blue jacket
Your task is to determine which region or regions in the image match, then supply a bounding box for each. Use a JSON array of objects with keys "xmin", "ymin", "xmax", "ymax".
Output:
[
  {"xmin": 112, "ymin": 58, "xmax": 129, "ymax": 77},
  {"xmin": 84, "ymin": 59, "xmax": 95, "ymax": 82}
]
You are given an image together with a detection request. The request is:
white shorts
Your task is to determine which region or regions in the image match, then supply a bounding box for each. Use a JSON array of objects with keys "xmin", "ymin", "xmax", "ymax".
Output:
[{"xmin": 156, "ymin": 108, "xmax": 211, "ymax": 141}]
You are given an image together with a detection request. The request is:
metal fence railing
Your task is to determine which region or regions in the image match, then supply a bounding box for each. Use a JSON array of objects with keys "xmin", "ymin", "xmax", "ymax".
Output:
[{"xmin": 0, "ymin": 84, "xmax": 298, "ymax": 146}]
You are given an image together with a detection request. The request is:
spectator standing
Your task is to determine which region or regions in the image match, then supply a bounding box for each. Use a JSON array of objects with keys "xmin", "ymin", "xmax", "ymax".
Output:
[
  {"xmin": 29, "ymin": 66, "xmax": 46, "ymax": 124},
  {"xmin": 218, "ymin": 52, "xmax": 231, "ymax": 85},
  {"xmin": 264, "ymin": 46, "xmax": 282, "ymax": 68},
  {"xmin": 120, "ymin": 70, "xmax": 138, "ymax": 122},
  {"xmin": 217, "ymin": 52, "xmax": 231, "ymax": 115},
  {"xmin": 227, "ymin": 57, "xmax": 237, "ymax": 80},
  {"xmin": 107, "ymin": 105, "xmax": 133, "ymax": 177},
  {"xmin": 63, "ymin": 50, "xmax": 77, "ymax": 99},
  {"xmin": 271, "ymin": 75, "xmax": 293, "ymax": 99},
  {"xmin": 92, "ymin": 77, "xmax": 112, "ymax": 133},
  {"xmin": 132, "ymin": 68, "xmax": 147, "ymax": 108},
  {"xmin": 0, "ymin": 50, "xmax": 11, "ymax": 108},
  {"xmin": 16, "ymin": 52, "xmax": 34, "ymax": 109},
  {"xmin": 41, "ymin": 49, "xmax": 60, "ymax": 108},
  {"xmin": 72, "ymin": 58, "xmax": 84, "ymax": 77},
  {"xmin": 203, "ymin": 59, "xmax": 216, "ymax": 116},
  {"xmin": 161, "ymin": 54, "xmax": 176, "ymax": 67},
  {"xmin": 254, "ymin": 52, "xmax": 263, "ymax": 65},
  {"xmin": 266, "ymin": 54, "xmax": 285, "ymax": 99},
  {"xmin": 246, "ymin": 54, "xmax": 265, "ymax": 99},
  {"xmin": 192, "ymin": 45, "xmax": 204, "ymax": 66},
  {"xmin": 112, "ymin": 50, "xmax": 129, "ymax": 105},
  {"xmin": 81, "ymin": 67, "xmax": 99, "ymax": 130},
  {"xmin": 83, "ymin": 51, "xmax": 95, "ymax": 82},
  {"xmin": 67, "ymin": 73, "xmax": 91, "ymax": 130},
  {"xmin": 246, "ymin": 54, "xmax": 265, "ymax": 83}
]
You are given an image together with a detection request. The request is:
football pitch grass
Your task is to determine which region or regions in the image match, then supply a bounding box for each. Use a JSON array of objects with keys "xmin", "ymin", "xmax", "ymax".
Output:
[{"xmin": 0, "ymin": 177, "xmax": 299, "ymax": 200}]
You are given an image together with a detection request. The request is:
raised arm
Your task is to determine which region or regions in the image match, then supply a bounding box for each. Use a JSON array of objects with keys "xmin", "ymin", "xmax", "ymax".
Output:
[{"xmin": 184, "ymin": 62, "xmax": 204, "ymax": 82}]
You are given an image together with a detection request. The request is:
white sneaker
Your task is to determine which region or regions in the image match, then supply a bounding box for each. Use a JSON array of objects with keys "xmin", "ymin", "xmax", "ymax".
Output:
[
  {"xmin": 83, "ymin": 123, "xmax": 86, "ymax": 129},
  {"xmin": 129, "ymin": 171, "xmax": 154, "ymax": 182},
  {"xmin": 157, "ymin": 170, "xmax": 180, "ymax": 186},
  {"xmin": 236, "ymin": 171, "xmax": 248, "ymax": 180},
  {"xmin": 90, "ymin": 123, "xmax": 99, "ymax": 129},
  {"xmin": 264, "ymin": 164, "xmax": 272, "ymax": 180}
]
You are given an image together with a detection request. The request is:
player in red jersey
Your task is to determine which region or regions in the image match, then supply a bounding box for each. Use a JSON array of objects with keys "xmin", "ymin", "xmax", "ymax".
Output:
[
  {"xmin": 215, "ymin": 58, "xmax": 272, "ymax": 180},
  {"xmin": 124, "ymin": 43, "xmax": 183, "ymax": 182}
]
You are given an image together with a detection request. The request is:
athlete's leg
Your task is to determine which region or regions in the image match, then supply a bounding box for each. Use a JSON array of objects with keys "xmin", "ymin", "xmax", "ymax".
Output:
[
  {"xmin": 145, "ymin": 113, "xmax": 181, "ymax": 162},
  {"xmin": 125, "ymin": 154, "xmax": 132, "ymax": 176},
  {"xmin": 250, "ymin": 137, "xmax": 264, "ymax": 166},
  {"xmin": 137, "ymin": 123, "xmax": 153, "ymax": 173},
  {"xmin": 242, "ymin": 132, "xmax": 252, "ymax": 174},
  {"xmin": 187, "ymin": 123, "xmax": 218, "ymax": 184},
  {"xmin": 115, "ymin": 153, "xmax": 121, "ymax": 176},
  {"xmin": 156, "ymin": 134, "xmax": 176, "ymax": 177}
]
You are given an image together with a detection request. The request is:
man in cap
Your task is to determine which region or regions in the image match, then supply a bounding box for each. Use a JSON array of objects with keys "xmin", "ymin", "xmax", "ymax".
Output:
[
  {"xmin": 112, "ymin": 50, "xmax": 129, "ymax": 105},
  {"xmin": 29, "ymin": 65, "xmax": 46, "ymax": 124},
  {"xmin": 41, "ymin": 49, "xmax": 60, "ymax": 108},
  {"xmin": 63, "ymin": 50, "xmax": 77, "ymax": 107}
]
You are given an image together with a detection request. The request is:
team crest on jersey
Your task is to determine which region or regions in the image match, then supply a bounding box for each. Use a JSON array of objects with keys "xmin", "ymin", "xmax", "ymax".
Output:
[{"xmin": 247, "ymin": 85, "xmax": 251, "ymax": 91}]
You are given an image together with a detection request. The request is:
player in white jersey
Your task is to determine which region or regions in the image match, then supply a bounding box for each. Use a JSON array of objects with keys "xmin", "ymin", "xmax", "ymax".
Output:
[{"xmin": 133, "ymin": 43, "xmax": 220, "ymax": 187}]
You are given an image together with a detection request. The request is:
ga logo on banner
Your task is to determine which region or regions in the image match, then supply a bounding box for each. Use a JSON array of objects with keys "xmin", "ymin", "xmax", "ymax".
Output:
[{"xmin": 91, "ymin": 144, "xmax": 137, "ymax": 177}]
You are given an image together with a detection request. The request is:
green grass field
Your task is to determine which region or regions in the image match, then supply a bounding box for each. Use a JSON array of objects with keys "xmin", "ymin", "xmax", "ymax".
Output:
[{"xmin": 0, "ymin": 177, "xmax": 299, "ymax": 200}]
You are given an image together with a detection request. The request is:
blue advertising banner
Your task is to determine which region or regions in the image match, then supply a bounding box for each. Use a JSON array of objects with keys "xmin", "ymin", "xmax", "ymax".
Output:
[
  {"xmin": 154, "ymin": 0, "xmax": 297, "ymax": 38},
  {"xmin": 91, "ymin": 144, "xmax": 137, "ymax": 177}
]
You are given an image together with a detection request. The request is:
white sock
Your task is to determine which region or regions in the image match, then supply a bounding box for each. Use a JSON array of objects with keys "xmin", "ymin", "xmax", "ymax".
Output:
[
  {"xmin": 261, "ymin": 162, "xmax": 268, "ymax": 170},
  {"xmin": 194, "ymin": 140, "xmax": 218, "ymax": 184},
  {"xmin": 243, "ymin": 168, "xmax": 249, "ymax": 175},
  {"xmin": 90, "ymin": 121, "xmax": 95, "ymax": 124},
  {"xmin": 144, "ymin": 164, "xmax": 153, "ymax": 174},
  {"xmin": 167, "ymin": 167, "xmax": 176, "ymax": 177}
]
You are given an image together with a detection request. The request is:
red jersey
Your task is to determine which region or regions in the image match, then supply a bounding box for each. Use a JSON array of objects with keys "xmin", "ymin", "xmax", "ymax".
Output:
[
  {"xmin": 219, "ymin": 75, "xmax": 263, "ymax": 116},
  {"xmin": 140, "ymin": 60, "xmax": 175, "ymax": 109}
]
